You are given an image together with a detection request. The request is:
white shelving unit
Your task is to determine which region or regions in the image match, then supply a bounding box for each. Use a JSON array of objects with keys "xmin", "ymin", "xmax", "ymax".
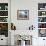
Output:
[
  {"xmin": 38, "ymin": 3, "xmax": 46, "ymax": 37},
  {"xmin": 0, "ymin": 10, "xmax": 8, "ymax": 11},
  {"xmin": 0, "ymin": 3, "xmax": 8, "ymax": 45},
  {"xmin": 0, "ymin": 0, "xmax": 11, "ymax": 45},
  {"xmin": 0, "ymin": 16, "xmax": 8, "ymax": 17},
  {"xmin": 0, "ymin": 3, "xmax": 8, "ymax": 22},
  {"xmin": 38, "ymin": 28, "xmax": 46, "ymax": 29},
  {"xmin": 38, "ymin": 10, "xmax": 46, "ymax": 11},
  {"xmin": 38, "ymin": 16, "xmax": 46, "ymax": 17},
  {"xmin": 38, "ymin": 22, "xmax": 46, "ymax": 23},
  {"xmin": 0, "ymin": 3, "xmax": 8, "ymax": 36}
]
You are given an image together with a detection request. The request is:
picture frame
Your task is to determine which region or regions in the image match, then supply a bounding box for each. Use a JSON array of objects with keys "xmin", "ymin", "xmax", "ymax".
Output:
[{"xmin": 17, "ymin": 10, "xmax": 29, "ymax": 20}]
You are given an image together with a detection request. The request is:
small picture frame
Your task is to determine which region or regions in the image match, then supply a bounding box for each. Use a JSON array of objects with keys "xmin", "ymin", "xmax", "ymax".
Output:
[{"xmin": 17, "ymin": 10, "xmax": 29, "ymax": 20}]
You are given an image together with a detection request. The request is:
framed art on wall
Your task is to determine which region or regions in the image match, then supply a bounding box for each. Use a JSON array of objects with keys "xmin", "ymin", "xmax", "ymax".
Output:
[{"xmin": 17, "ymin": 10, "xmax": 29, "ymax": 20}]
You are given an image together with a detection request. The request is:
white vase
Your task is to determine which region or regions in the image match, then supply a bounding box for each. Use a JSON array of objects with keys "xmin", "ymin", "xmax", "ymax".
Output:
[{"xmin": 21, "ymin": 40, "xmax": 25, "ymax": 46}]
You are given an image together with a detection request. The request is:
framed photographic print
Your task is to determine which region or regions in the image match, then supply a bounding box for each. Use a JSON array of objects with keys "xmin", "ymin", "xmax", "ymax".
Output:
[{"xmin": 17, "ymin": 10, "xmax": 29, "ymax": 20}]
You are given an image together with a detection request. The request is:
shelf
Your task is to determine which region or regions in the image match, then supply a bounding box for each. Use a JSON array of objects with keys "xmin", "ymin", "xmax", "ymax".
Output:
[
  {"xmin": 38, "ymin": 3, "xmax": 46, "ymax": 37},
  {"xmin": 0, "ymin": 10, "xmax": 8, "ymax": 11},
  {"xmin": 38, "ymin": 10, "xmax": 46, "ymax": 11},
  {"xmin": 38, "ymin": 22, "xmax": 46, "ymax": 23},
  {"xmin": 38, "ymin": 15, "xmax": 46, "ymax": 17},
  {"xmin": 0, "ymin": 22, "xmax": 8, "ymax": 23},
  {"xmin": 0, "ymin": 16, "xmax": 8, "ymax": 17},
  {"xmin": 38, "ymin": 28, "xmax": 46, "ymax": 29}
]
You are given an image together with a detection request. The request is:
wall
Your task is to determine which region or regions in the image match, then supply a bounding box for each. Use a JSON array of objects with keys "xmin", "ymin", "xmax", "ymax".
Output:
[
  {"xmin": 11, "ymin": 0, "xmax": 38, "ymax": 30},
  {"xmin": 0, "ymin": 0, "xmax": 46, "ymax": 46},
  {"xmin": 11, "ymin": 0, "xmax": 46, "ymax": 46}
]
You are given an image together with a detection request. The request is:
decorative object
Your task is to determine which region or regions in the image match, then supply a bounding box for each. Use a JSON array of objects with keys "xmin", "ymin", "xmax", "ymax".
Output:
[
  {"xmin": 0, "ymin": 17, "xmax": 8, "ymax": 22},
  {"xmin": 29, "ymin": 25, "xmax": 35, "ymax": 30},
  {"xmin": 0, "ymin": 6, "xmax": 1, "ymax": 10},
  {"xmin": 15, "ymin": 35, "xmax": 32, "ymax": 46},
  {"xmin": 38, "ymin": 3, "xmax": 46, "ymax": 10},
  {"xmin": 38, "ymin": 17, "xmax": 46, "ymax": 22},
  {"xmin": 0, "ymin": 3, "xmax": 8, "ymax": 37},
  {"xmin": 38, "ymin": 23, "xmax": 46, "ymax": 28},
  {"xmin": 11, "ymin": 23, "xmax": 16, "ymax": 30},
  {"xmin": 0, "ymin": 3, "xmax": 8, "ymax": 10},
  {"xmin": 17, "ymin": 10, "xmax": 29, "ymax": 20},
  {"xmin": 39, "ymin": 29, "xmax": 46, "ymax": 37},
  {"xmin": 42, "ymin": 12, "xmax": 45, "ymax": 15},
  {"xmin": 5, "ymin": 6, "xmax": 8, "ymax": 10},
  {"xmin": 38, "ymin": 3, "xmax": 46, "ymax": 37},
  {"xmin": 21, "ymin": 40, "xmax": 25, "ymax": 46},
  {"xmin": 38, "ymin": 11, "xmax": 46, "ymax": 16},
  {"xmin": 0, "ymin": 11, "xmax": 8, "ymax": 16},
  {"xmin": 0, "ymin": 23, "xmax": 8, "ymax": 37}
]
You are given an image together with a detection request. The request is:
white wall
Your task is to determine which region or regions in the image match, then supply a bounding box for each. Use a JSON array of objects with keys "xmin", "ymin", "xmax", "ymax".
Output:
[
  {"xmin": 0, "ymin": 0, "xmax": 46, "ymax": 46},
  {"xmin": 11, "ymin": 0, "xmax": 46, "ymax": 30},
  {"xmin": 11, "ymin": 0, "xmax": 38, "ymax": 30},
  {"xmin": 11, "ymin": 0, "xmax": 38, "ymax": 45},
  {"xmin": 11, "ymin": 0, "xmax": 46, "ymax": 46}
]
